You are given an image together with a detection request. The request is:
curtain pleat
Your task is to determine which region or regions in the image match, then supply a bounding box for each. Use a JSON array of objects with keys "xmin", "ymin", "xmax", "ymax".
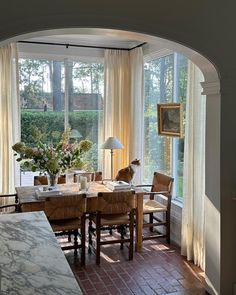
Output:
[
  {"xmin": 181, "ymin": 61, "xmax": 206, "ymax": 270},
  {"xmin": 0, "ymin": 43, "xmax": 20, "ymax": 197},
  {"xmin": 103, "ymin": 48, "xmax": 143, "ymax": 180},
  {"xmin": 129, "ymin": 48, "xmax": 144, "ymax": 184}
]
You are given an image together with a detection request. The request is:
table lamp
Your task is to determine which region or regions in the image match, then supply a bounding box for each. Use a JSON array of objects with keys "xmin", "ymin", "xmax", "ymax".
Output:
[{"xmin": 101, "ymin": 137, "xmax": 123, "ymax": 180}]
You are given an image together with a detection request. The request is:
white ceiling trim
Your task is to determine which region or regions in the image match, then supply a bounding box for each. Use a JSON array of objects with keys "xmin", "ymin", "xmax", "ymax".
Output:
[{"xmin": 18, "ymin": 43, "xmax": 104, "ymax": 62}]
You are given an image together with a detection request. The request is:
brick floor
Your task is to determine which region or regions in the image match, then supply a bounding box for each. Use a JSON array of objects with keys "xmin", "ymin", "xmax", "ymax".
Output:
[{"xmin": 65, "ymin": 231, "xmax": 208, "ymax": 295}]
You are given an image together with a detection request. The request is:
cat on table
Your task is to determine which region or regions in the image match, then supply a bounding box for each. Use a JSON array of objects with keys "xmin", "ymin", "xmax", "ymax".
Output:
[{"xmin": 115, "ymin": 159, "xmax": 141, "ymax": 183}]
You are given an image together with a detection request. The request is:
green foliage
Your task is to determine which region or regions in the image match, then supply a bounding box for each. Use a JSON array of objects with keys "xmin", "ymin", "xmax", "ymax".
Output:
[
  {"xmin": 21, "ymin": 111, "xmax": 100, "ymax": 170},
  {"xmin": 19, "ymin": 59, "xmax": 51, "ymax": 109},
  {"xmin": 82, "ymin": 143, "xmax": 99, "ymax": 171},
  {"xmin": 21, "ymin": 111, "xmax": 99, "ymax": 145},
  {"xmin": 68, "ymin": 111, "xmax": 100, "ymax": 141},
  {"xmin": 73, "ymin": 62, "xmax": 104, "ymax": 93},
  {"xmin": 21, "ymin": 111, "xmax": 65, "ymax": 145}
]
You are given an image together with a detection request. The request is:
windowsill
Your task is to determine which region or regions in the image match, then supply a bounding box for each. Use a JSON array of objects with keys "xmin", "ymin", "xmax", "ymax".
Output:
[{"xmin": 172, "ymin": 198, "xmax": 183, "ymax": 208}]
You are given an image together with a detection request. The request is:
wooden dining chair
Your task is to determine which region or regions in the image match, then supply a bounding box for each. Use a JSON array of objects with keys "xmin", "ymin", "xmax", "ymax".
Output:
[
  {"xmin": 136, "ymin": 172, "xmax": 174, "ymax": 243},
  {"xmin": 34, "ymin": 175, "xmax": 66, "ymax": 185},
  {"xmin": 44, "ymin": 194, "xmax": 87, "ymax": 266},
  {"xmin": 0, "ymin": 193, "xmax": 19, "ymax": 214},
  {"xmin": 93, "ymin": 171, "xmax": 102, "ymax": 181},
  {"xmin": 88, "ymin": 191, "xmax": 136, "ymax": 265}
]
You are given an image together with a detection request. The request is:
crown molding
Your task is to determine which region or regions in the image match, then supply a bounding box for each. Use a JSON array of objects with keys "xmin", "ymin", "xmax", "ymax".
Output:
[{"xmin": 201, "ymin": 81, "xmax": 220, "ymax": 96}]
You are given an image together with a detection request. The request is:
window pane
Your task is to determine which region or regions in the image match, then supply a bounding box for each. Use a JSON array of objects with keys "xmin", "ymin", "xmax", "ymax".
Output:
[
  {"xmin": 144, "ymin": 53, "xmax": 187, "ymax": 200},
  {"xmin": 19, "ymin": 58, "xmax": 104, "ymax": 185},
  {"xmin": 174, "ymin": 54, "xmax": 188, "ymax": 199},
  {"xmin": 68, "ymin": 61, "xmax": 104, "ymax": 172},
  {"xmin": 20, "ymin": 58, "xmax": 65, "ymax": 146},
  {"xmin": 19, "ymin": 58, "xmax": 66, "ymax": 185},
  {"xmin": 143, "ymin": 55, "xmax": 174, "ymax": 183}
]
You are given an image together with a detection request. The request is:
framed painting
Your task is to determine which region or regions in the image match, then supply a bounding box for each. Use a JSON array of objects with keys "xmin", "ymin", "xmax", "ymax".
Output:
[{"xmin": 157, "ymin": 103, "xmax": 183, "ymax": 137}]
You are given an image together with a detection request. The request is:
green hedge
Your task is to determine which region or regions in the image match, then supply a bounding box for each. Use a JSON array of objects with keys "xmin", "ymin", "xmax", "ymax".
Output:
[{"xmin": 21, "ymin": 111, "xmax": 100, "ymax": 146}]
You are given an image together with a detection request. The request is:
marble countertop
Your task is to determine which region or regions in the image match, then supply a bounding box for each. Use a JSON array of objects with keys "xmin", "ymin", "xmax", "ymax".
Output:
[{"xmin": 0, "ymin": 211, "xmax": 82, "ymax": 295}]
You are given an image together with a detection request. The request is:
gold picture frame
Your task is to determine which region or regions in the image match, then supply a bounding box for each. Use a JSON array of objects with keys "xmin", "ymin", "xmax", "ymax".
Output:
[{"xmin": 157, "ymin": 103, "xmax": 182, "ymax": 137}]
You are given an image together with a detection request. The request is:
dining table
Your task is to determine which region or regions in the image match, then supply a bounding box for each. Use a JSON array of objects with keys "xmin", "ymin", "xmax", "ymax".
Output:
[{"xmin": 15, "ymin": 181, "xmax": 145, "ymax": 252}]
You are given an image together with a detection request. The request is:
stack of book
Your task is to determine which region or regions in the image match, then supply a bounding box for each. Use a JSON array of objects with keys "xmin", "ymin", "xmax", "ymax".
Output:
[
  {"xmin": 35, "ymin": 188, "xmax": 63, "ymax": 200},
  {"xmin": 105, "ymin": 181, "xmax": 131, "ymax": 191}
]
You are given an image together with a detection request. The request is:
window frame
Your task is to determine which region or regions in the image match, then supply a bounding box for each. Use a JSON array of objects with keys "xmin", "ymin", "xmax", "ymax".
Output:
[{"xmin": 18, "ymin": 46, "xmax": 105, "ymax": 184}]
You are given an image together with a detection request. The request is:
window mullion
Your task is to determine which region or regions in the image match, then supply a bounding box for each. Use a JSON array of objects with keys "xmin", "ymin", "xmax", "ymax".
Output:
[
  {"xmin": 64, "ymin": 58, "xmax": 69, "ymax": 130},
  {"xmin": 172, "ymin": 53, "xmax": 179, "ymax": 198}
]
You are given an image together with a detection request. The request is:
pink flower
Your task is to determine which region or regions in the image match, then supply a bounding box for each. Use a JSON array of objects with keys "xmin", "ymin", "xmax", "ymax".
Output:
[{"xmin": 32, "ymin": 147, "xmax": 39, "ymax": 154}]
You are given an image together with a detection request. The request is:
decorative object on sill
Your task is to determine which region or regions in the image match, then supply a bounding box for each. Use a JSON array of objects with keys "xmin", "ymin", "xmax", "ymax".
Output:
[
  {"xmin": 115, "ymin": 159, "xmax": 141, "ymax": 184},
  {"xmin": 101, "ymin": 136, "xmax": 123, "ymax": 180},
  {"xmin": 12, "ymin": 127, "xmax": 92, "ymax": 187},
  {"xmin": 157, "ymin": 103, "xmax": 183, "ymax": 137}
]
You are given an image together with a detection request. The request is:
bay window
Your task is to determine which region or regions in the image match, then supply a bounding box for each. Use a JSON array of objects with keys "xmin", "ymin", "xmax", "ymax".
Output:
[{"xmin": 18, "ymin": 47, "xmax": 187, "ymax": 197}]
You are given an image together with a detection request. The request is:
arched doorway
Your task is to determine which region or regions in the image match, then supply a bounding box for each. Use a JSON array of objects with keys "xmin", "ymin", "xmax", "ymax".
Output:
[{"xmin": 1, "ymin": 28, "xmax": 220, "ymax": 295}]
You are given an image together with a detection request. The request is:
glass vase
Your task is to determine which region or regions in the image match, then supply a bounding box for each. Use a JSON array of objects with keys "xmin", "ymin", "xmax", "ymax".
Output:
[
  {"xmin": 65, "ymin": 169, "xmax": 75, "ymax": 184},
  {"xmin": 47, "ymin": 173, "xmax": 59, "ymax": 188}
]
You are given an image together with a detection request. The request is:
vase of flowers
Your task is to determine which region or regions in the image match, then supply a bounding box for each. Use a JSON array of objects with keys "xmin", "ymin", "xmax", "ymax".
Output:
[
  {"xmin": 12, "ymin": 127, "xmax": 92, "ymax": 187},
  {"xmin": 47, "ymin": 173, "xmax": 59, "ymax": 187}
]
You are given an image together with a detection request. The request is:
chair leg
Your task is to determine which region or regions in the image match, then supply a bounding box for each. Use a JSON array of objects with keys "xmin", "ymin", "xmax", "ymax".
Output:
[
  {"xmin": 68, "ymin": 232, "xmax": 71, "ymax": 243},
  {"xmin": 88, "ymin": 216, "xmax": 93, "ymax": 254},
  {"xmin": 109, "ymin": 226, "xmax": 113, "ymax": 235},
  {"xmin": 120, "ymin": 225, "xmax": 125, "ymax": 250},
  {"xmin": 96, "ymin": 212, "xmax": 101, "ymax": 265},
  {"xmin": 129, "ymin": 210, "xmax": 134, "ymax": 261},
  {"xmin": 81, "ymin": 214, "xmax": 86, "ymax": 266},
  {"xmin": 166, "ymin": 211, "xmax": 170, "ymax": 244},
  {"xmin": 149, "ymin": 213, "xmax": 154, "ymax": 232},
  {"xmin": 74, "ymin": 229, "xmax": 78, "ymax": 256}
]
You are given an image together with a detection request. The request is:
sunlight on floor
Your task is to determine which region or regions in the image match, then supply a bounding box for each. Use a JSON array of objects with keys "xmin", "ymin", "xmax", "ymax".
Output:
[{"xmin": 100, "ymin": 251, "xmax": 120, "ymax": 263}]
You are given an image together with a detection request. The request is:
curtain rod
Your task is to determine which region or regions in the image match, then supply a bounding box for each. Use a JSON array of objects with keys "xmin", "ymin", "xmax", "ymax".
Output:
[{"xmin": 18, "ymin": 40, "xmax": 147, "ymax": 51}]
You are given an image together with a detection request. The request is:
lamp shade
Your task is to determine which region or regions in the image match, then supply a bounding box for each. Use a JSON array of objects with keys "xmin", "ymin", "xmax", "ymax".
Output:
[
  {"xmin": 101, "ymin": 137, "xmax": 123, "ymax": 150},
  {"xmin": 70, "ymin": 129, "xmax": 82, "ymax": 139}
]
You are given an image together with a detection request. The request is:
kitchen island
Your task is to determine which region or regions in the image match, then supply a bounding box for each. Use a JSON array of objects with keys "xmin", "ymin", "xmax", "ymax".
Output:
[{"xmin": 0, "ymin": 211, "xmax": 82, "ymax": 295}]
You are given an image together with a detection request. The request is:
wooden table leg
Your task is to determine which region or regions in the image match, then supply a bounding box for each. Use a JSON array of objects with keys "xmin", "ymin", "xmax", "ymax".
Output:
[{"xmin": 135, "ymin": 193, "xmax": 143, "ymax": 252}]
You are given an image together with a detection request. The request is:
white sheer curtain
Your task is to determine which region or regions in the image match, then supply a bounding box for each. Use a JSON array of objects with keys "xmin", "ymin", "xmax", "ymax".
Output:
[
  {"xmin": 129, "ymin": 48, "xmax": 144, "ymax": 184},
  {"xmin": 0, "ymin": 43, "xmax": 20, "ymax": 196},
  {"xmin": 181, "ymin": 61, "xmax": 206, "ymax": 269},
  {"xmin": 103, "ymin": 48, "xmax": 143, "ymax": 180}
]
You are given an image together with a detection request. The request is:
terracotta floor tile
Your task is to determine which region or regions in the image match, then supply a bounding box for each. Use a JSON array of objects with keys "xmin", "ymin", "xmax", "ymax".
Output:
[{"xmin": 65, "ymin": 234, "xmax": 206, "ymax": 295}]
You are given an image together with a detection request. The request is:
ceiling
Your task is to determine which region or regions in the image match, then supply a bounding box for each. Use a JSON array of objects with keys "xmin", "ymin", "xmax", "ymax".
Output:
[{"xmin": 23, "ymin": 34, "xmax": 145, "ymax": 50}]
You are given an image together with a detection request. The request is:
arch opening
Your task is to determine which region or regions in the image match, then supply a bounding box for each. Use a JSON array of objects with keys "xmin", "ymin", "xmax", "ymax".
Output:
[{"xmin": 1, "ymin": 27, "xmax": 220, "ymax": 295}]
